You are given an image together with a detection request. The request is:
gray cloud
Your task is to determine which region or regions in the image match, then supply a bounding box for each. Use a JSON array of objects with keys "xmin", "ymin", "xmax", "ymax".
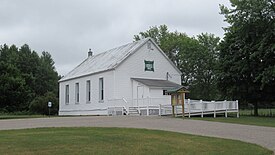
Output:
[{"xmin": 0, "ymin": 0, "xmax": 231, "ymax": 75}]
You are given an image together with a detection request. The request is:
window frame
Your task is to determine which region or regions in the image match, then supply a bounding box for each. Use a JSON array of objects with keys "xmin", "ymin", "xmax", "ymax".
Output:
[
  {"xmin": 75, "ymin": 83, "xmax": 80, "ymax": 104},
  {"xmin": 86, "ymin": 80, "xmax": 91, "ymax": 103},
  {"xmin": 65, "ymin": 84, "xmax": 69, "ymax": 104},
  {"xmin": 99, "ymin": 78, "xmax": 104, "ymax": 102},
  {"xmin": 144, "ymin": 60, "xmax": 154, "ymax": 72},
  {"xmin": 163, "ymin": 90, "xmax": 168, "ymax": 95}
]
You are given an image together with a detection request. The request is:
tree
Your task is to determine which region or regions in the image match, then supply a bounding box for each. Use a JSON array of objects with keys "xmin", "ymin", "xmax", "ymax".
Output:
[
  {"xmin": 0, "ymin": 44, "xmax": 31, "ymax": 112},
  {"xmin": 134, "ymin": 25, "xmax": 187, "ymax": 66},
  {"xmin": 134, "ymin": 26, "xmax": 220, "ymax": 100},
  {"xmin": 29, "ymin": 92, "xmax": 59, "ymax": 115},
  {"xmin": 218, "ymin": 0, "xmax": 275, "ymax": 115},
  {"xmin": 35, "ymin": 51, "xmax": 59, "ymax": 96},
  {"xmin": 0, "ymin": 44, "xmax": 59, "ymax": 113},
  {"xmin": 194, "ymin": 33, "xmax": 220, "ymax": 100}
]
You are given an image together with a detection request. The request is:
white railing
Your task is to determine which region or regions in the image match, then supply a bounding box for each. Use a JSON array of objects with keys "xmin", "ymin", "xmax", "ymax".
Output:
[
  {"xmin": 107, "ymin": 97, "xmax": 170, "ymax": 116},
  {"xmin": 131, "ymin": 97, "xmax": 170, "ymax": 107},
  {"xmin": 183, "ymin": 99, "xmax": 239, "ymax": 117},
  {"xmin": 162, "ymin": 99, "xmax": 239, "ymax": 118},
  {"xmin": 107, "ymin": 98, "xmax": 239, "ymax": 117},
  {"xmin": 107, "ymin": 106, "xmax": 126, "ymax": 116}
]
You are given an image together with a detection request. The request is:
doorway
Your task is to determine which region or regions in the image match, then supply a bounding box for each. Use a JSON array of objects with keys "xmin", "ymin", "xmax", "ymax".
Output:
[{"xmin": 136, "ymin": 85, "xmax": 144, "ymax": 107}]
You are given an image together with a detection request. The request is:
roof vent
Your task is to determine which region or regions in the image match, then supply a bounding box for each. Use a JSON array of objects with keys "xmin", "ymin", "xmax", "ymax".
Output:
[
  {"xmin": 147, "ymin": 42, "xmax": 153, "ymax": 51},
  {"xmin": 88, "ymin": 48, "xmax": 93, "ymax": 57}
]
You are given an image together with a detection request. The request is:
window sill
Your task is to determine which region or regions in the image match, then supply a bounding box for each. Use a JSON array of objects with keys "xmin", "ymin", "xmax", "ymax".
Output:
[
  {"xmin": 86, "ymin": 101, "xmax": 91, "ymax": 104},
  {"xmin": 75, "ymin": 102, "xmax": 80, "ymax": 104},
  {"xmin": 99, "ymin": 100, "xmax": 104, "ymax": 103}
]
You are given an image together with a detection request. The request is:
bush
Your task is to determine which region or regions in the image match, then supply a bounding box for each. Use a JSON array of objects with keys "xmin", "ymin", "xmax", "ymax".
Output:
[{"xmin": 29, "ymin": 92, "xmax": 58, "ymax": 115}]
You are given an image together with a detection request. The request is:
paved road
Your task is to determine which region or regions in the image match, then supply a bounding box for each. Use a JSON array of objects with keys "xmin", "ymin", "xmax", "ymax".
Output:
[{"xmin": 0, "ymin": 116, "xmax": 275, "ymax": 152}]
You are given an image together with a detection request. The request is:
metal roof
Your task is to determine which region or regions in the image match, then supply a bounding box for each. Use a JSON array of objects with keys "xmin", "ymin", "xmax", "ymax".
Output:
[
  {"xmin": 60, "ymin": 38, "xmax": 149, "ymax": 82},
  {"xmin": 59, "ymin": 38, "xmax": 181, "ymax": 82},
  {"xmin": 132, "ymin": 78, "xmax": 182, "ymax": 89}
]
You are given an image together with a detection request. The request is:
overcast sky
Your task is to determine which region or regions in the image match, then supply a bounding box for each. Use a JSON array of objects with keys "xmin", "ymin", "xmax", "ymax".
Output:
[{"xmin": 0, "ymin": 0, "xmax": 231, "ymax": 76}]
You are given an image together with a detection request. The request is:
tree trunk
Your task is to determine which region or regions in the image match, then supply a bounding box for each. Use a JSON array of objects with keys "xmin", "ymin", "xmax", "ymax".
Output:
[{"xmin": 254, "ymin": 101, "xmax": 259, "ymax": 116}]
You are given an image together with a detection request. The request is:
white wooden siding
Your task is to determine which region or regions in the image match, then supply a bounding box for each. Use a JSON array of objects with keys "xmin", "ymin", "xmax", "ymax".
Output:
[
  {"xmin": 59, "ymin": 71, "xmax": 114, "ymax": 115},
  {"xmin": 114, "ymin": 40, "xmax": 181, "ymax": 100}
]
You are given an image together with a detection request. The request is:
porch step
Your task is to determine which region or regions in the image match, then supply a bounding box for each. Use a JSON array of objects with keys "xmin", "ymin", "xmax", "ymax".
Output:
[{"xmin": 128, "ymin": 107, "xmax": 140, "ymax": 116}]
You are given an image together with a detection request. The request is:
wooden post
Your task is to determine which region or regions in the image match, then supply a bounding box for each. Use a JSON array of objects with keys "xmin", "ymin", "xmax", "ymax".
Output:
[
  {"xmin": 175, "ymin": 105, "xmax": 177, "ymax": 117},
  {"xmin": 213, "ymin": 101, "xmax": 216, "ymax": 118},
  {"xmin": 200, "ymin": 100, "xmax": 203, "ymax": 118},
  {"xmin": 236, "ymin": 100, "xmax": 239, "ymax": 118},
  {"xmin": 224, "ymin": 100, "xmax": 227, "ymax": 118},
  {"xmin": 159, "ymin": 104, "xmax": 161, "ymax": 116},
  {"xmin": 171, "ymin": 94, "xmax": 175, "ymax": 117},
  {"xmin": 147, "ymin": 105, "xmax": 149, "ymax": 116},
  {"xmin": 188, "ymin": 99, "xmax": 191, "ymax": 118},
  {"xmin": 181, "ymin": 93, "xmax": 185, "ymax": 118},
  {"xmin": 172, "ymin": 105, "xmax": 175, "ymax": 117}
]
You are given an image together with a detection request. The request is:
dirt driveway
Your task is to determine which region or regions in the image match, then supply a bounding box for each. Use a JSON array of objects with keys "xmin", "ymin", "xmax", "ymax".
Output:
[{"xmin": 1, "ymin": 116, "xmax": 275, "ymax": 152}]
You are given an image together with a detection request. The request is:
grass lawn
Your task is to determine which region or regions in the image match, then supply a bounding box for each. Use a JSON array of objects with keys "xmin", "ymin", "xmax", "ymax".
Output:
[
  {"xmin": 0, "ymin": 114, "xmax": 46, "ymax": 120},
  {"xmin": 0, "ymin": 127, "xmax": 272, "ymax": 155},
  {"xmin": 192, "ymin": 115, "xmax": 275, "ymax": 128},
  {"xmin": 240, "ymin": 108, "xmax": 275, "ymax": 117}
]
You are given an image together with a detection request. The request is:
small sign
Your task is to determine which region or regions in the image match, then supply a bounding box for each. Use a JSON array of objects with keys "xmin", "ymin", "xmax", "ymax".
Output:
[{"xmin": 48, "ymin": 102, "xmax": 52, "ymax": 108}]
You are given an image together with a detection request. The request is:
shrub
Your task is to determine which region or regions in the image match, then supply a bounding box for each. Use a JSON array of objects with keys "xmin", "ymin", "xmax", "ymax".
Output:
[{"xmin": 29, "ymin": 92, "xmax": 58, "ymax": 115}]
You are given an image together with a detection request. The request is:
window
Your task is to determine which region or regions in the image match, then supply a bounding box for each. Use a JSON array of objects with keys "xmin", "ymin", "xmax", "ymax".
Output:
[
  {"xmin": 86, "ymin": 80, "xmax": 91, "ymax": 102},
  {"xmin": 99, "ymin": 78, "xmax": 104, "ymax": 101},
  {"xmin": 144, "ymin": 60, "xmax": 154, "ymax": 71},
  {"xmin": 75, "ymin": 83, "xmax": 79, "ymax": 103},
  {"xmin": 65, "ymin": 85, "xmax": 69, "ymax": 104},
  {"xmin": 163, "ymin": 90, "xmax": 167, "ymax": 95}
]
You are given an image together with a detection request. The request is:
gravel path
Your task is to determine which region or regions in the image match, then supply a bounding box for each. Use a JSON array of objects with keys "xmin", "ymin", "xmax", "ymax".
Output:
[{"xmin": 0, "ymin": 116, "xmax": 275, "ymax": 152}]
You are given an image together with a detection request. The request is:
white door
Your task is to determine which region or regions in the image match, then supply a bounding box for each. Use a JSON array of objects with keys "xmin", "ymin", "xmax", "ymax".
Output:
[{"xmin": 137, "ymin": 86, "xmax": 144, "ymax": 106}]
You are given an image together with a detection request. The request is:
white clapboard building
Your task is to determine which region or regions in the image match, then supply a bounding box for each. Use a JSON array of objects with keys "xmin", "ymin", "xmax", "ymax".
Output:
[{"xmin": 59, "ymin": 38, "xmax": 182, "ymax": 115}]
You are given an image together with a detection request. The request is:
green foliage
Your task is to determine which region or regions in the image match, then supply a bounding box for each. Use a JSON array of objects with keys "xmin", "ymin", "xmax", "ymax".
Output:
[
  {"xmin": 0, "ymin": 62, "xmax": 29, "ymax": 111},
  {"xmin": 29, "ymin": 92, "xmax": 58, "ymax": 115},
  {"xmin": 218, "ymin": 0, "xmax": 275, "ymax": 115},
  {"xmin": 134, "ymin": 26, "xmax": 220, "ymax": 100},
  {"xmin": 0, "ymin": 44, "xmax": 59, "ymax": 113}
]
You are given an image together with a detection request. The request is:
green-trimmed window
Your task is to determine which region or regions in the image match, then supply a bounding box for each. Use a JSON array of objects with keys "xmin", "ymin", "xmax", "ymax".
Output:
[{"xmin": 144, "ymin": 60, "xmax": 154, "ymax": 71}]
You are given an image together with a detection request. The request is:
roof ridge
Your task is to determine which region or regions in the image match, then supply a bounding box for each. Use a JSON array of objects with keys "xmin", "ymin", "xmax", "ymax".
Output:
[{"xmin": 91, "ymin": 38, "xmax": 148, "ymax": 58}]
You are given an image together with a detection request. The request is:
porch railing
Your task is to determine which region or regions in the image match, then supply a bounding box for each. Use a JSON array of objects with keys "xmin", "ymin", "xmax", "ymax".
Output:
[{"xmin": 107, "ymin": 98, "xmax": 239, "ymax": 117}]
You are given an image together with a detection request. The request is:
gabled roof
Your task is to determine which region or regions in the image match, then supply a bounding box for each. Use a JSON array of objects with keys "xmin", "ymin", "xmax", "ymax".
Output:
[
  {"xmin": 132, "ymin": 78, "xmax": 182, "ymax": 89},
  {"xmin": 59, "ymin": 38, "xmax": 181, "ymax": 82}
]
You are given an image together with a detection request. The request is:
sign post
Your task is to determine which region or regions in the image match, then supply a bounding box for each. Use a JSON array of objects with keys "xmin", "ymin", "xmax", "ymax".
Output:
[
  {"xmin": 166, "ymin": 86, "xmax": 189, "ymax": 118},
  {"xmin": 48, "ymin": 102, "xmax": 52, "ymax": 117}
]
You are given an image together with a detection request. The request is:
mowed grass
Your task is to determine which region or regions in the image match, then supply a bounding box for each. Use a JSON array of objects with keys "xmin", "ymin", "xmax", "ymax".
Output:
[
  {"xmin": 0, "ymin": 127, "xmax": 272, "ymax": 155},
  {"xmin": 192, "ymin": 116, "xmax": 275, "ymax": 128},
  {"xmin": 240, "ymin": 108, "xmax": 275, "ymax": 117},
  {"xmin": 0, "ymin": 114, "xmax": 46, "ymax": 120}
]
